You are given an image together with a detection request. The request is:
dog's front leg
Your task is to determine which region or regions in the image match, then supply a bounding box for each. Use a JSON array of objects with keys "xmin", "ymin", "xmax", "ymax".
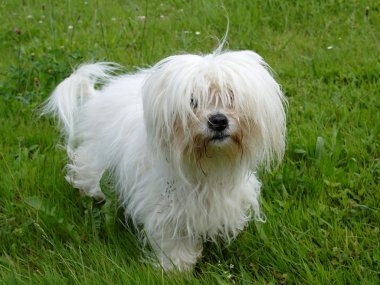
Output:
[{"xmin": 149, "ymin": 232, "xmax": 203, "ymax": 272}]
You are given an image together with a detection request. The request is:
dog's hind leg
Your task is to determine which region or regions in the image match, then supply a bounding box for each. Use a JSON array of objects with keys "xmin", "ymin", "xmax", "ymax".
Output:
[{"xmin": 65, "ymin": 145, "xmax": 106, "ymax": 201}]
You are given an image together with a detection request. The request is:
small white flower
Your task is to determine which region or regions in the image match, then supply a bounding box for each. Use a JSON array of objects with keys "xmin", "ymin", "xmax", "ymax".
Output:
[
  {"xmin": 137, "ymin": 15, "xmax": 146, "ymax": 21},
  {"xmin": 195, "ymin": 31, "xmax": 201, "ymax": 35},
  {"xmin": 68, "ymin": 25, "xmax": 73, "ymax": 30},
  {"xmin": 327, "ymin": 46, "xmax": 333, "ymax": 50},
  {"xmin": 39, "ymin": 20, "xmax": 43, "ymax": 24},
  {"xmin": 160, "ymin": 15, "xmax": 165, "ymax": 19}
]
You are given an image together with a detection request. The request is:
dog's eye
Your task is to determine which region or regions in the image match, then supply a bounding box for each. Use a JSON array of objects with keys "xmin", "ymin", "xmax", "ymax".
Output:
[{"xmin": 190, "ymin": 98, "xmax": 198, "ymax": 109}]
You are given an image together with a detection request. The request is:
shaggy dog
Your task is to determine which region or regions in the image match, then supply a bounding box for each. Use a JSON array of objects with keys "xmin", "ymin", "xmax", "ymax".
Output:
[{"xmin": 44, "ymin": 47, "xmax": 286, "ymax": 271}]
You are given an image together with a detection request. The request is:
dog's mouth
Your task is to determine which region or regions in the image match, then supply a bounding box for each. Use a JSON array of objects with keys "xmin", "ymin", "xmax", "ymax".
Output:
[{"xmin": 211, "ymin": 133, "xmax": 230, "ymax": 142}]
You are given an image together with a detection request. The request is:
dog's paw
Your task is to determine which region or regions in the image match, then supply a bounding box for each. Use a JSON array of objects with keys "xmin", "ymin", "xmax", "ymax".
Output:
[
  {"xmin": 78, "ymin": 187, "xmax": 106, "ymax": 203},
  {"xmin": 158, "ymin": 256, "xmax": 196, "ymax": 272},
  {"xmin": 91, "ymin": 190, "xmax": 106, "ymax": 202},
  {"xmin": 154, "ymin": 240, "xmax": 202, "ymax": 272}
]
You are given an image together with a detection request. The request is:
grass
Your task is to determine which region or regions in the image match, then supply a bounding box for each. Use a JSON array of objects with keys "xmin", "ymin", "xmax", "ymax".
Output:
[{"xmin": 0, "ymin": 0, "xmax": 379, "ymax": 284}]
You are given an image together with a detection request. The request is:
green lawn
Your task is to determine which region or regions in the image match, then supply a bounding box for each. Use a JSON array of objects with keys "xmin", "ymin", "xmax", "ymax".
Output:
[{"xmin": 1, "ymin": 0, "xmax": 379, "ymax": 284}]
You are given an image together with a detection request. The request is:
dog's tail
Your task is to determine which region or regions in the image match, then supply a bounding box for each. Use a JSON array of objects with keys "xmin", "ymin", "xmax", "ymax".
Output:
[{"xmin": 43, "ymin": 63, "xmax": 118, "ymax": 143}]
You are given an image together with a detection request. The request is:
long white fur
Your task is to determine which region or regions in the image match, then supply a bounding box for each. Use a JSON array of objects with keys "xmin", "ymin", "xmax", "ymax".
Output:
[{"xmin": 44, "ymin": 49, "xmax": 286, "ymax": 271}]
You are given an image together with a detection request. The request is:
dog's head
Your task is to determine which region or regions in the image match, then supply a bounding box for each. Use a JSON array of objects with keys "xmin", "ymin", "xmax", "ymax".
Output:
[{"xmin": 142, "ymin": 50, "xmax": 286, "ymax": 178}]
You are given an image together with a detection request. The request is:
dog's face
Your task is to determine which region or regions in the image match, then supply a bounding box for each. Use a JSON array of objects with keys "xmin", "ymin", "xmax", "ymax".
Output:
[
  {"xmin": 142, "ymin": 51, "xmax": 286, "ymax": 176},
  {"xmin": 182, "ymin": 86, "xmax": 246, "ymax": 162}
]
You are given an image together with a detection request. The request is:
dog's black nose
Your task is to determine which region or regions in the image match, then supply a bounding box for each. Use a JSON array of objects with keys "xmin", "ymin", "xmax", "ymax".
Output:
[{"xmin": 208, "ymin": 113, "xmax": 228, "ymax": 132}]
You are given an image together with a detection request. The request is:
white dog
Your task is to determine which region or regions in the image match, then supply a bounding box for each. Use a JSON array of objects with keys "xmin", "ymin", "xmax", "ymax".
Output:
[{"xmin": 44, "ymin": 47, "xmax": 286, "ymax": 271}]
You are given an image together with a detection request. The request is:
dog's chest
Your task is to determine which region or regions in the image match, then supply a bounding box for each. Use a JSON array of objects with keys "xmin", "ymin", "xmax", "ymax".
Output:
[{"xmin": 158, "ymin": 179, "xmax": 251, "ymax": 237}]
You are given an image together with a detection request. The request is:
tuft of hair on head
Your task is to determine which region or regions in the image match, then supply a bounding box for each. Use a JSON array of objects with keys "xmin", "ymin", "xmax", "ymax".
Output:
[{"xmin": 213, "ymin": 14, "xmax": 229, "ymax": 55}]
